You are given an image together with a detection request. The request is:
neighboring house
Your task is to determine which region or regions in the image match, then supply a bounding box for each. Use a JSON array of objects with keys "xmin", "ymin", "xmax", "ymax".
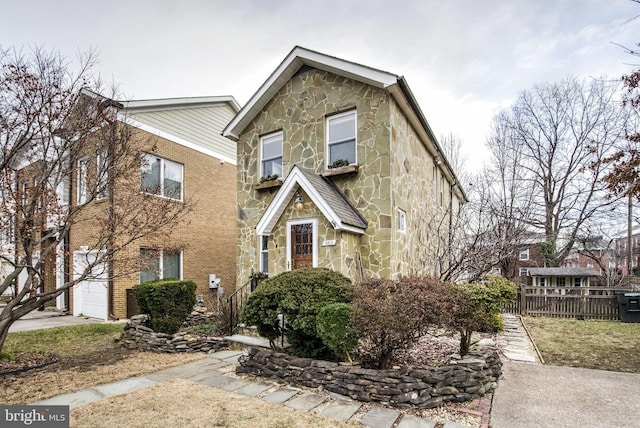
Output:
[
  {"xmin": 223, "ymin": 47, "xmax": 466, "ymax": 285},
  {"xmin": 613, "ymin": 224, "xmax": 640, "ymax": 276},
  {"xmin": 501, "ymin": 235, "xmax": 547, "ymax": 285},
  {"xmin": 65, "ymin": 94, "xmax": 239, "ymax": 319},
  {"xmin": 528, "ymin": 267, "xmax": 600, "ymax": 290}
]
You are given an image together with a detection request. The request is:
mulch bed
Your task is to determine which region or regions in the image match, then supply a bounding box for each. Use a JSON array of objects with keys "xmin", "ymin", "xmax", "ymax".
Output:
[{"xmin": 0, "ymin": 351, "xmax": 60, "ymax": 376}]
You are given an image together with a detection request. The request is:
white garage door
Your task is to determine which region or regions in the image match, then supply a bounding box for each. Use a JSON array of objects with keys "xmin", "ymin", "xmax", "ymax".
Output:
[{"xmin": 73, "ymin": 251, "xmax": 107, "ymax": 320}]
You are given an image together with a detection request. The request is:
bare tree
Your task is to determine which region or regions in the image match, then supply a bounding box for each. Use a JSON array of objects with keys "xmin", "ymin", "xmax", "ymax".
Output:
[
  {"xmin": 0, "ymin": 47, "xmax": 191, "ymax": 352},
  {"xmin": 485, "ymin": 76, "xmax": 628, "ymax": 267}
]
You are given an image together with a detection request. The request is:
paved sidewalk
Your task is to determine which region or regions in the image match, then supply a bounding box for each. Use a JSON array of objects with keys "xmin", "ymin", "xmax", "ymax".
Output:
[
  {"xmin": 5, "ymin": 306, "xmax": 104, "ymax": 333},
  {"xmin": 35, "ymin": 350, "xmax": 467, "ymax": 428}
]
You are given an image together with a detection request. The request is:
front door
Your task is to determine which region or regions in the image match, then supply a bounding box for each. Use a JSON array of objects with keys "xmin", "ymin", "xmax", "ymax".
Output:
[{"xmin": 291, "ymin": 223, "xmax": 313, "ymax": 269}]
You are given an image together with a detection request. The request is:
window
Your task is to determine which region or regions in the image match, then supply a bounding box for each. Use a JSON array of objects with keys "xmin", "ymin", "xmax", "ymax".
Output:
[
  {"xmin": 491, "ymin": 267, "xmax": 502, "ymax": 275},
  {"xmin": 574, "ymin": 277, "xmax": 582, "ymax": 287},
  {"xmin": 260, "ymin": 132, "xmax": 283, "ymax": 179},
  {"xmin": 519, "ymin": 268, "xmax": 529, "ymax": 277},
  {"xmin": 557, "ymin": 277, "xmax": 566, "ymax": 287},
  {"xmin": 519, "ymin": 249, "xmax": 530, "ymax": 261},
  {"xmin": 432, "ymin": 165, "xmax": 437, "ymax": 201},
  {"xmin": 260, "ymin": 235, "xmax": 269, "ymax": 274},
  {"xmin": 539, "ymin": 277, "xmax": 546, "ymax": 287},
  {"xmin": 96, "ymin": 151, "xmax": 107, "ymax": 200},
  {"xmin": 439, "ymin": 175, "xmax": 444, "ymax": 207},
  {"xmin": 141, "ymin": 154, "xmax": 183, "ymax": 200},
  {"xmin": 140, "ymin": 248, "xmax": 182, "ymax": 283},
  {"xmin": 397, "ymin": 208, "xmax": 406, "ymax": 232},
  {"xmin": 77, "ymin": 158, "xmax": 87, "ymax": 204},
  {"xmin": 327, "ymin": 110, "xmax": 356, "ymax": 166}
]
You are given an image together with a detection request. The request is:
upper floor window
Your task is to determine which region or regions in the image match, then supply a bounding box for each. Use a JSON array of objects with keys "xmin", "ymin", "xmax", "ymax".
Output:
[
  {"xmin": 96, "ymin": 151, "xmax": 107, "ymax": 200},
  {"xmin": 260, "ymin": 132, "xmax": 283, "ymax": 179},
  {"xmin": 77, "ymin": 157, "xmax": 87, "ymax": 204},
  {"xmin": 327, "ymin": 110, "xmax": 356, "ymax": 166},
  {"xmin": 439, "ymin": 175, "xmax": 445, "ymax": 207},
  {"xmin": 397, "ymin": 208, "xmax": 406, "ymax": 233},
  {"xmin": 519, "ymin": 268, "xmax": 529, "ymax": 277},
  {"xmin": 141, "ymin": 154, "xmax": 183, "ymax": 200},
  {"xmin": 519, "ymin": 249, "xmax": 530, "ymax": 261}
]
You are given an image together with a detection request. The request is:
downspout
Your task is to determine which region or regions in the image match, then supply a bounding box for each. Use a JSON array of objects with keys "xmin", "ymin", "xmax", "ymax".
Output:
[{"xmin": 100, "ymin": 98, "xmax": 122, "ymax": 321}]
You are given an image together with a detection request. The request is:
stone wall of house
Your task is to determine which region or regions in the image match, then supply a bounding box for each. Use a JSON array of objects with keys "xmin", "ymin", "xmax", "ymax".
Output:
[
  {"xmin": 235, "ymin": 68, "xmax": 393, "ymax": 286},
  {"xmin": 118, "ymin": 314, "xmax": 228, "ymax": 353},
  {"xmin": 236, "ymin": 343, "xmax": 501, "ymax": 409},
  {"xmin": 388, "ymin": 101, "xmax": 463, "ymax": 278}
]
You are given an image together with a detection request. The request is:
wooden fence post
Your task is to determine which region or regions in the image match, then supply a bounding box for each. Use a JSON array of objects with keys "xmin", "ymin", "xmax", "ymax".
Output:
[{"xmin": 520, "ymin": 285, "xmax": 527, "ymax": 315}]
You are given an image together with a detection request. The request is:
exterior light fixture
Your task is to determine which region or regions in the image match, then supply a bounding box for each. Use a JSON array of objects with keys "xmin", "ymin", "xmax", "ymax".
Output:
[{"xmin": 294, "ymin": 192, "xmax": 304, "ymax": 210}]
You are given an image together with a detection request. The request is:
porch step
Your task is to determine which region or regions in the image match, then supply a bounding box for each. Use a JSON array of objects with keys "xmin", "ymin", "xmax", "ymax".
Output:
[
  {"xmin": 236, "ymin": 323, "xmax": 261, "ymax": 338},
  {"xmin": 224, "ymin": 334, "xmax": 271, "ymax": 349}
]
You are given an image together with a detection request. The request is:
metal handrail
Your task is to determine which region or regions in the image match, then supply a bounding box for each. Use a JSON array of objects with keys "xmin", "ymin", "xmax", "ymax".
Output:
[{"xmin": 228, "ymin": 277, "xmax": 258, "ymax": 335}]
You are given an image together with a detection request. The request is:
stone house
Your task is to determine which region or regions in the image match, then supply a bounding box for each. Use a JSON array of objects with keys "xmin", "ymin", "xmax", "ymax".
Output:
[
  {"xmin": 63, "ymin": 93, "xmax": 239, "ymax": 319},
  {"xmin": 223, "ymin": 47, "xmax": 466, "ymax": 286}
]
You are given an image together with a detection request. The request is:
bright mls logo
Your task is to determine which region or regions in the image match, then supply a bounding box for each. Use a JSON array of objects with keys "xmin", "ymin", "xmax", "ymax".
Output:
[{"xmin": 1, "ymin": 406, "xmax": 68, "ymax": 427}]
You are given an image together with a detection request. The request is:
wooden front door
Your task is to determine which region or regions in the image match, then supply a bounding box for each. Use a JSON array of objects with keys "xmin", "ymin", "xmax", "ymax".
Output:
[{"xmin": 291, "ymin": 223, "xmax": 313, "ymax": 269}]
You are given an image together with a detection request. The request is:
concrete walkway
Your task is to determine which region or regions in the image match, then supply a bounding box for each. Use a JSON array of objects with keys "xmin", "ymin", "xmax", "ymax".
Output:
[
  {"xmin": 492, "ymin": 314, "xmax": 640, "ymax": 428},
  {"xmin": 6, "ymin": 307, "xmax": 104, "ymax": 333},
  {"xmin": 35, "ymin": 350, "xmax": 466, "ymax": 428}
]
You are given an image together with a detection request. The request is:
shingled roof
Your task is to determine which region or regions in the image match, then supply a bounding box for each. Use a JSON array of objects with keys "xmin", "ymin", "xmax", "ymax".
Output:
[
  {"xmin": 528, "ymin": 267, "xmax": 600, "ymax": 277},
  {"xmin": 255, "ymin": 165, "xmax": 367, "ymax": 235}
]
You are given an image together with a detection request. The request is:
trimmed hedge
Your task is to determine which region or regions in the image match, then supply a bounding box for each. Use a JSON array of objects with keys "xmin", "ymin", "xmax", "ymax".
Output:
[
  {"xmin": 132, "ymin": 279, "xmax": 197, "ymax": 334},
  {"xmin": 240, "ymin": 268, "xmax": 352, "ymax": 359}
]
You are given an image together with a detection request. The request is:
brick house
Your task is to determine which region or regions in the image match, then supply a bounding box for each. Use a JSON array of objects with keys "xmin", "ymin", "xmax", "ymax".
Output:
[
  {"xmin": 64, "ymin": 93, "xmax": 239, "ymax": 319},
  {"xmin": 223, "ymin": 47, "xmax": 466, "ymax": 286}
]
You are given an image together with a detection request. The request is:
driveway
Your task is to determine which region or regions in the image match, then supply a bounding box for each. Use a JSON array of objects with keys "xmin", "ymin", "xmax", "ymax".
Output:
[
  {"xmin": 492, "ymin": 360, "xmax": 640, "ymax": 428},
  {"xmin": 5, "ymin": 307, "xmax": 105, "ymax": 333}
]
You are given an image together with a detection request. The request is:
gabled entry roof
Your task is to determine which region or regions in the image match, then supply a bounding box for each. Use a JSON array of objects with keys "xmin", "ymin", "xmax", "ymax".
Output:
[{"xmin": 255, "ymin": 165, "xmax": 368, "ymax": 236}]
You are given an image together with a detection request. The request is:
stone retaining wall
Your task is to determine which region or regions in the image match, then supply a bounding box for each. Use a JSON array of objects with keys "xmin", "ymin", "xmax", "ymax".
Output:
[
  {"xmin": 118, "ymin": 314, "xmax": 228, "ymax": 353},
  {"xmin": 237, "ymin": 342, "xmax": 501, "ymax": 408}
]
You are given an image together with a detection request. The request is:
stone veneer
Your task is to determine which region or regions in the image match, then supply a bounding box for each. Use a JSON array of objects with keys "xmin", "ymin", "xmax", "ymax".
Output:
[
  {"xmin": 235, "ymin": 65, "xmax": 464, "ymax": 287},
  {"xmin": 236, "ymin": 342, "xmax": 501, "ymax": 409},
  {"xmin": 118, "ymin": 314, "xmax": 228, "ymax": 353},
  {"xmin": 236, "ymin": 68, "xmax": 393, "ymax": 284}
]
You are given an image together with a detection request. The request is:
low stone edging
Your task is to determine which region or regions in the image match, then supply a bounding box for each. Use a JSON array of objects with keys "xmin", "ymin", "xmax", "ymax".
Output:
[
  {"xmin": 118, "ymin": 314, "xmax": 228, "ymax": 353},
  {"xmin": 237, "ymin": 342, "xmax": 501, "ymax": 409}
]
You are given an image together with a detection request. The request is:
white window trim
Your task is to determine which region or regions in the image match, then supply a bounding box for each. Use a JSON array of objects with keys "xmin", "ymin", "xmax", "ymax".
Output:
[
  {"xmin": 432, "ymin": 164, "xmax": 437, "ymax": 202},
  {"xmin": 285, "ymin": 218, "xmax": 318, "ymax": 271},
  {"xmin": 141, "ymin": 154, "xmax": 184, "ymax": 201},
  {"xmin": 259, "ymin": 234, "xmax": 269, "ymax": 274},
  {"xmin": 519, "ymin": 249, "xmax": 530, "ymax": 261},
  {"xmin": 519, "ymin": 268, "xmax": 529, "ymax": 277},
  {"xmin": 77, "ymin": 157, "xmax": 87, "ymax": 204},
  {"xmin": 326, "ymin": 110, "xmax": 357, "ymax": 168},
  {"xmin": 397, "ymin": 208, "xmax": 407, "ymax": 233},
  {"xmin": 439, "ymin": 175, "xmax": 444, "ymax": 207},
  {"xmin": 260, "ymin": 131, "xmax": 283, "ymax": 179}
]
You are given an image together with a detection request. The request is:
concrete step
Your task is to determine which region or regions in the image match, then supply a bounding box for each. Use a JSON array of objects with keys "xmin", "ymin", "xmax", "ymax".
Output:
[{"xmin": 224, "ymin": 334, "xmax": 271, "ymax": 349}]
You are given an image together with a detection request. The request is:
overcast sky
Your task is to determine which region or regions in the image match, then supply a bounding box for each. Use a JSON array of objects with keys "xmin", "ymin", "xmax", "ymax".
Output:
[{"xmin": 2, "ymin": 0, "xmax": 638, "ymax": 171}]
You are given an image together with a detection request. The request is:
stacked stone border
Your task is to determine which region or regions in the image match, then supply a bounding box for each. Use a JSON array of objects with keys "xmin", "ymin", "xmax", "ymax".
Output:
[
  {"xmin": 237, "ymin": 343, "xmax": 501, "ymax": 409},
  {"xmin": 118, "ymin": 313, "xmax": 228, "ymax": 353}
]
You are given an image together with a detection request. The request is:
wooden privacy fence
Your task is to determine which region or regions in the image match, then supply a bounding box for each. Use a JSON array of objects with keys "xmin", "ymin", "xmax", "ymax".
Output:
[{"xmin": 503, "ymin": 286, "xmax": 631, "ymax": 320}]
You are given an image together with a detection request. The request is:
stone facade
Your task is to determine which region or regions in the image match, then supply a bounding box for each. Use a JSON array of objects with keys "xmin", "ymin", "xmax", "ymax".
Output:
[
  {"xmin": 233, "ymin": 61, "xmax": 464, "ymax": 286},
  {"xmin": 237, "ymin": 342, "xmax": 501, "ymax": 408}
]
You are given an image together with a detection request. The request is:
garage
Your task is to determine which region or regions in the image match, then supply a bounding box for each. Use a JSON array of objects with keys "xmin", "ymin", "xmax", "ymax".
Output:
[{"xmin": 72, "ymin": 250, "xmax": 108, "ymax": 320}]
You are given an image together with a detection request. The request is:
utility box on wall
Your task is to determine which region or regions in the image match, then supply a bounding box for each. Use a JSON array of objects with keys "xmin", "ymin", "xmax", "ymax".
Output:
[{"xmin": 209, "ymin": 274, "xmax": 220, "ymax": 289}]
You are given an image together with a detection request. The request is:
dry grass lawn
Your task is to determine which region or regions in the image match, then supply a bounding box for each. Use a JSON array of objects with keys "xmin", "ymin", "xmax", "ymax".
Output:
[
  {"xmin": 524, "ymin": 316, "xmax": 640, "ymax": 373},
  {"xmin": 71, "ymin": 379, "xmax": 360, "ymax": 428},
  {"xmin": 1, "ymin": 351, "xmax": 205, "ymax": 404}
]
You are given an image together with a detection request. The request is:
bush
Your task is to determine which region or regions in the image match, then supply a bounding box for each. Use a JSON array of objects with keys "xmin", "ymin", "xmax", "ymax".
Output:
[
  {"xmin": 132, "ymin": 279, "xmax": 197, "ymax": 334},
  {"xmin": 350, "ymin": 277, "xmax": 454, "ymax": 369},
  {"xmin": 316, "ymin": 303, "xmax": 358, "ymax": 362},
  {"xmin": 449, "ymin": 274, "xmax": 518, "ymax": 356},
  {"xmin": 240, "ymin": 268, "xmax": 352, "ymax": 359}
]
